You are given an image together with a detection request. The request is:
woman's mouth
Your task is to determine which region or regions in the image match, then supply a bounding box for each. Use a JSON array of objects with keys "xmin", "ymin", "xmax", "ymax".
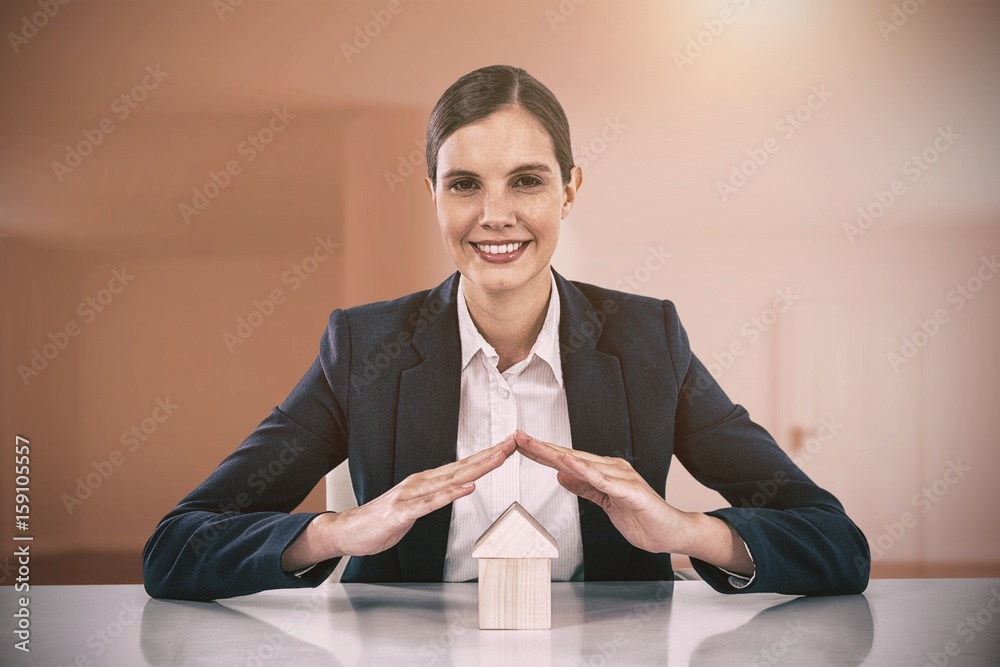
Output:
[{"xmin": 470, "ymin": 240, "xmax": 530, "ymax": 264}]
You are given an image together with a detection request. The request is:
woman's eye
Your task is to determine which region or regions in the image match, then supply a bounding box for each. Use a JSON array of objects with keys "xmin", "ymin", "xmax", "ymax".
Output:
[
  {"xmin": 449, "ymin": 179, "xmax": 477, "ymax": 192},
  {"xmin": 514, "ymin": 175, "xmax": 543, "ymax": 188}
]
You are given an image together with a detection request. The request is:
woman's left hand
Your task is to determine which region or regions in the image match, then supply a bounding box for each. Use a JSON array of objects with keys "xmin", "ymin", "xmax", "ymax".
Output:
[{"xmin": 512, "ymin": 429, "xmax": 690, "ymax": 554}]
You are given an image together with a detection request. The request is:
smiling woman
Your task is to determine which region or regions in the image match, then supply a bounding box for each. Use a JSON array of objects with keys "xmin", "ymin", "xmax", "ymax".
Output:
[
  {"xmin": 141, "ymin": 65, "xmax": 871, "ymax": 601},
  {"xmin": 429, "ymin": 100, "xmax": 580, "ymax": 371}
]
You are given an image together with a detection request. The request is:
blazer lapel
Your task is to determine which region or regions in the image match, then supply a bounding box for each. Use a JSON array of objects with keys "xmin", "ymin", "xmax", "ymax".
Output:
[
  {"xmin": 391, "ymin": 267, "xmax": 635, "ymax": 582},
  {"xmin": 393, "ymin": 271, "xmax": 463, "ymax": 582},
  {"xmin": 553, "ymin": 268, "xmax": 635, "ymax": 580}
]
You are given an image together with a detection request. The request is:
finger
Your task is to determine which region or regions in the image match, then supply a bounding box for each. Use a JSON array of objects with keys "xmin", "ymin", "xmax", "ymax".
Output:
[
  {"xmin": 518, "ymin": 439, "xmax": 629, "ymax": 481},
  {"xmin": 420, "ymin": 452, "xmax": 507, "ymax": 497},
  {"xmin": 403, "ymin": 449, "xmax": 508, "ymax": 499},
  {"xmin": 513, "ymin": 432, "xmax": 571, "ymax": 466},
  {"xmin": 492, "ymin": 433, "xmax": 518, "ymax": 457},
  {"xmin": 515, "ymin": 431, "xmax": 612, "ymax": 465},
  {"xmin": 557, "ymin": 471, "xmax": 607, "ymax": 506},
  {"xmin": 515, "ymin": 439, "xmax": 571, "ymax": 472},
  {"xmin": 561, "ymin": 453, "xmax": 633, "ymax": 497},
  {"xmin": 426, "ymin": 434, "xmax": 515, "ymax": 480},
  {"xmin": 399, "ymin": 480, "xmax": 477, "ymax": 521}
]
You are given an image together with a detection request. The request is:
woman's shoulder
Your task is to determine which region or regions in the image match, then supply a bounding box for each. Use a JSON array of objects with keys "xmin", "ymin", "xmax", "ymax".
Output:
[
  {"xmin": 321, "ymin": 279, "xmax": 454, "ymax": 354},
  {"xmin": 339, "ymin": 287, "xmax": 434, "ymax": 320},
  {"xmin": 564, "ymin": 276, "xmax": 682, "ymax": 322}
]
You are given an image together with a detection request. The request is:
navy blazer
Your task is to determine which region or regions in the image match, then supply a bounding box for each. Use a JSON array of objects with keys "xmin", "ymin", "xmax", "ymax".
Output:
[{"xmin": 142, "ymin": 267, "xmax": 870, "ymax": 601}]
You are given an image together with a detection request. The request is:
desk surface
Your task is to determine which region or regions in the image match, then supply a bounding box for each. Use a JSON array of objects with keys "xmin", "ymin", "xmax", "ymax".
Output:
[{"xmin": 4, "ymin": 579, "xmax": 1000, "ymax": 666}]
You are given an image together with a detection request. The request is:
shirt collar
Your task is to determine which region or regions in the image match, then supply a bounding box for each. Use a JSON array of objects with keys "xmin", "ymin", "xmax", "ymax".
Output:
[{"xmin": 456, "ymin": 268, "xmax": 564, "ymax": 388}]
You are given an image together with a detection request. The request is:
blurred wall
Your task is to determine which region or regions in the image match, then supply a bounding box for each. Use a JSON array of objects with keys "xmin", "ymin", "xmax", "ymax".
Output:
[{"xmin": 1, "ymin": 0, "xmax": 998, "ymax": 583}]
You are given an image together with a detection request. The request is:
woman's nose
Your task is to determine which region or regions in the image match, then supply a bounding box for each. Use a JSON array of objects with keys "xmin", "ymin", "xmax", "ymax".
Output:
[{"xmin": 479, "ymin": 189, "xmax": 516, "ymax": 228}]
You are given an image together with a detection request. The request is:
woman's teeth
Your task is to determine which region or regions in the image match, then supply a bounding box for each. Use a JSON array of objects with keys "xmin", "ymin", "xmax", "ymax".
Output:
[{"xmin": 475, "ymin": 242, "xmax": 525, "ymax": 254}]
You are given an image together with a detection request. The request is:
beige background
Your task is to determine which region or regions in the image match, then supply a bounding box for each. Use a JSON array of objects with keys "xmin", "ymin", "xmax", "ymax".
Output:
[{"xmin": 1, "ymin": 0, "xmax": 998, "ymax": 584}]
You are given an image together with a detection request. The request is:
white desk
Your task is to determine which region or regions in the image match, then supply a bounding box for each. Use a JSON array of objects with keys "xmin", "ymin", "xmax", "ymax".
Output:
[{"xmin": 3, "ymin": 579, "xmax": 999, "ymax": 666}]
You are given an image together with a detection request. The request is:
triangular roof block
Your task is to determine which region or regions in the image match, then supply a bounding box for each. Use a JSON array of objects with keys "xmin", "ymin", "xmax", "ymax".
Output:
[{"xmin": 472, "ymin": 502, "xmax": 559, "ymax": 559}]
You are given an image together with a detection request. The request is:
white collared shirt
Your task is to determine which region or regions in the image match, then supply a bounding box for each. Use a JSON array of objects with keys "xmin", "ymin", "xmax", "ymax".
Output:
[{"xmin": 443, "ymin": 269, "xmax": 585, "ymax": 582}]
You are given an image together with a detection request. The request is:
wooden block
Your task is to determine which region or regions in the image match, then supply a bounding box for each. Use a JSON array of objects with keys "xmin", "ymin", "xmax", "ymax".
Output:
[
  {"xmin": 473, "ymin": 502, "xmax": 558, "ymax": 630},
  {"xmin": 477, "ymin": 557, "xmax": 551, "ymax": 630}
]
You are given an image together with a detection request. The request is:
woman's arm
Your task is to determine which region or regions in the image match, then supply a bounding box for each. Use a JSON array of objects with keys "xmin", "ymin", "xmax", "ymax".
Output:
[
  {"xmin": 665, "ymin": 301, "xmax": 870, "ymax": 595},
  {"xmin": 280, "ymin": 436, "xmax": 517, "ymax": 572},
  {"xmin": 514, "ymin": 298, "xmax": 870, "ymax": 596},
  {"xmin": 141, "ymin": 407, "xmax": 347, "ymax": 600},
  {"xmin": 142, "ymin": 310, "xmax": 352, "ymax": 601},
  {"xmin": 514, "ymin": 432, "xmax": 754, "ymax": 576}
]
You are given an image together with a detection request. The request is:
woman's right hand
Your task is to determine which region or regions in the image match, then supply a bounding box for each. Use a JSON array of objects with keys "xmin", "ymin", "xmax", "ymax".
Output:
[{"xmin": 281, "ymin": 433, "xmax": 516, "ymax": 571}]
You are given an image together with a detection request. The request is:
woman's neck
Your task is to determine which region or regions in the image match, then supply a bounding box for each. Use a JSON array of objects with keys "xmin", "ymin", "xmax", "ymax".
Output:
[{"xmin": 462, "ymin": 268, "xmax": 552, "ymax": 373}]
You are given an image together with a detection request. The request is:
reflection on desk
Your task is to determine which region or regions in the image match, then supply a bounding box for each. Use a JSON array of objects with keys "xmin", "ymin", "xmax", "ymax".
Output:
[{"xmin": 2, "ymin": 579, "xmax": 999, "ymax": 666}]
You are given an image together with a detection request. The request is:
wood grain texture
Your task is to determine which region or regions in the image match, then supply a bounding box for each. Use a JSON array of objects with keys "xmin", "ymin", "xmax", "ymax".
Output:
[
  {"xmin": 471, "ymin": 502, "xmax": 558, "ymax": 559},
  {"xmin": 477, "ymin": 558, "xmax": 552, "ymax": 630},
  {"xmin": 473, "ymin": 502, "xmax": 557, "ymax": 630}
]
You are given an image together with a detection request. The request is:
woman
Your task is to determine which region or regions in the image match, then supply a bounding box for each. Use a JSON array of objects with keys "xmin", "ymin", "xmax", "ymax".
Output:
[{"xmin": 142, "ymin": 65, "xmax": 870, "ymax": 601}]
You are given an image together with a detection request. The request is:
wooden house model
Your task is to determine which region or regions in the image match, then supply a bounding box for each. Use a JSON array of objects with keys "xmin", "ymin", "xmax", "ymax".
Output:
[{"xmin": 471, "ymin": 501, "xmax": 559, "ymax": 630}]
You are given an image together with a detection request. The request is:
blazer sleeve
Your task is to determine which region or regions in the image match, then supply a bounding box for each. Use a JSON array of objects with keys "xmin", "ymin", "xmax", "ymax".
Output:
[
  {"xmin": 664, "ymin": 301, "xmax": 870, "ymax": 595},
  {"xmin": 142, "ymin": 309, "xmax": 352, "ymax": 601}
]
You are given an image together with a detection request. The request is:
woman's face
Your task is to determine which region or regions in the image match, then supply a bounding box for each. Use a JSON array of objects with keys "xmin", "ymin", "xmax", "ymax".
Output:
[{"xmin": 427, "ymin": 105, "xmax": 582, "ymax": 299}]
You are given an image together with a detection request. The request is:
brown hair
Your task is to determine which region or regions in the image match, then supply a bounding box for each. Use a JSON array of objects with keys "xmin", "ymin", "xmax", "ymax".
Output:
[{"xmin": 426, "ymin": 65, "xmax": 574, "ymax": 186}]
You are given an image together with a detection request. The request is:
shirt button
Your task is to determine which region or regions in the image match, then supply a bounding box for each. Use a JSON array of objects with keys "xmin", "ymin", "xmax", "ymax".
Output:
[{"xmin": 499, "ymin": 387, "xmax": 509, "ymax": 398}]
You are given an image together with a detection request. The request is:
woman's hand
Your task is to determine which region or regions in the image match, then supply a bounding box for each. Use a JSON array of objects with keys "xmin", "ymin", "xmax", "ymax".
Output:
[
  {"xmin": 282, "ymin": 434, "xmax": 516, "ymax": 571},
  {"xmin": 512, "ymin": 429, "xmax": 754, "ymax": 576},
  {"xmin": 512, "ymin": 429, "xmax": 684, "ymax": 554}
]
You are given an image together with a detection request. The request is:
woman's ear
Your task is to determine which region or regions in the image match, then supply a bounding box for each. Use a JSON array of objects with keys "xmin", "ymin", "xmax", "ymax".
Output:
[{"xmin": 561, "ymin": 165, "xmax": 583, "ymax": 219}]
